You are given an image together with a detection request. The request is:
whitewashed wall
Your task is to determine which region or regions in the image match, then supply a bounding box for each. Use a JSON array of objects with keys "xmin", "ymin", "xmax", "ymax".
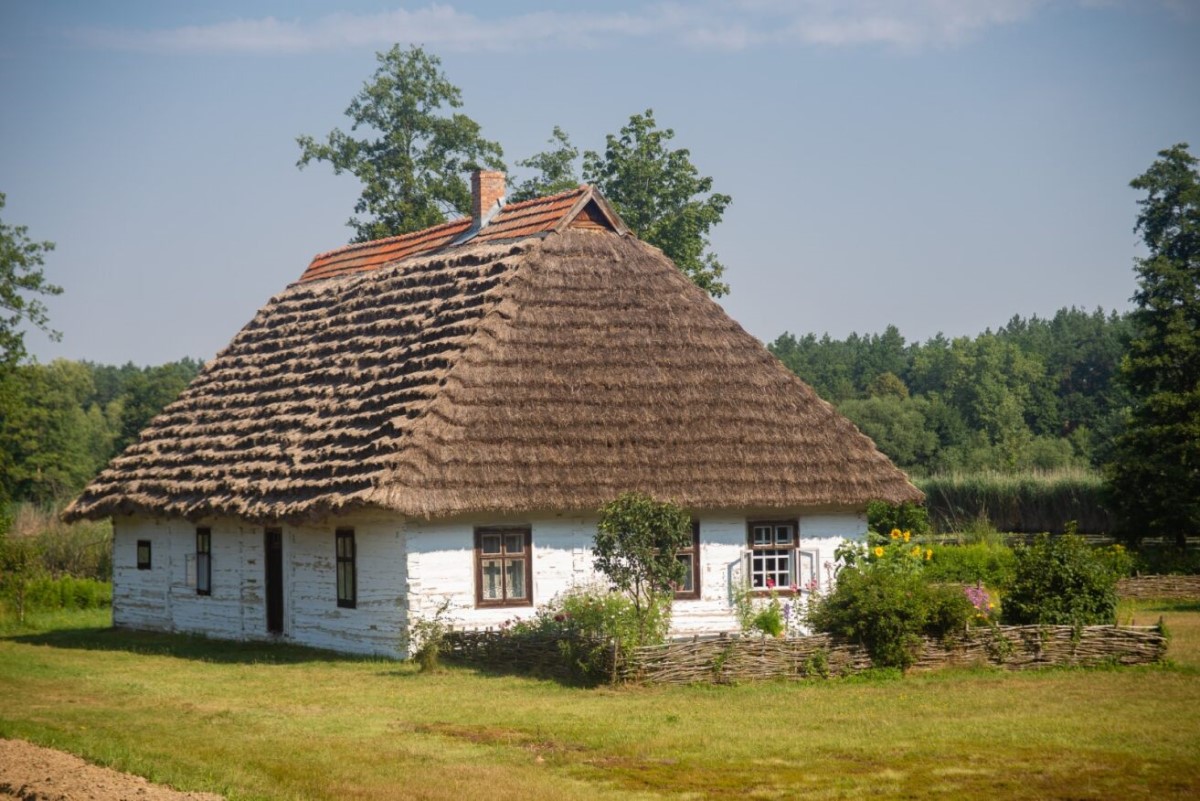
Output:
[
  {"xmin": 404, "ymin": 514, "xmax": 596, "ymax": 635},
  {"xmin": 404, "ymin": 511, "xmax": 868, "ymax": 642},
  {"xmin": 111, "ymin": 509, "xmax": 867, "ymax": 658},
  {"xmin": 111, "ymin": 515, "xmax": 407, "ymax": 657},
  {"xmin": 286, "ymin": 518, "xmax": 407, "ymax": 656},
  {"xmin": 111, "ymin": 518, "xmax": 172, "ymax": 631}
]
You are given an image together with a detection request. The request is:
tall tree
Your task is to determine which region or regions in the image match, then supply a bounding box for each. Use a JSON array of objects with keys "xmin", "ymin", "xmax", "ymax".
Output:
[
  {"xmin": 297, "ymin": 45, "xmax": 505, "ymax": 242},
  {"xmin": 509, "ymin": 126, "xmax": 580, "ymax": 203},
  {"xmin": 0, "ymin": 192, "xmax": 59, "ymax": 370},
  {"xmin": 583, "ymin": 110, "xmax": 732, "ymax": 297},
  {"xmin": 1107, "ymin": 143, "xmax": 1200, "ymax": 546},
  {"xmin": 0, "ymin": 360, "xmax": 105, "ymax": 504}
]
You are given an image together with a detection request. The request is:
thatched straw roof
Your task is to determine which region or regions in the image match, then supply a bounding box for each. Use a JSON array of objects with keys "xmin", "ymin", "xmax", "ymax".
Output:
[{"xmin": 65, "ymin": 186, "xmax": 920, "ymax": 523}]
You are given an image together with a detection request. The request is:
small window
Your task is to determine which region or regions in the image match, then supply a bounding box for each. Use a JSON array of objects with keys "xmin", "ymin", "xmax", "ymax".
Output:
[
  {"xmin": 336, "ymin": 529, "xmax": 356, "ymax": 609},
  {"xmin": 136, "ymin": 540, "xmax": 151, "ymax": 570},
  {"xmin": 674, "ymin": 520, "xmax": 702, "ymax": 600},
  {"xmin": 747, "ymin": 521, "xmax": 798, "ymax": 590},
  {"xmin": 475, "ymin": 527, "xmax": 532, "ymax": 607},
  {"xmin": 196, "ymin": 528, "xmax": 212, "ymax": 596}
]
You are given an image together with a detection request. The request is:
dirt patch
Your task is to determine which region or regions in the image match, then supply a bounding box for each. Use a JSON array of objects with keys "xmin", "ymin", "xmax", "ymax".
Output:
[{"xmin": 0, "ymin": 739, "xmax": 223, "ymax": 801}]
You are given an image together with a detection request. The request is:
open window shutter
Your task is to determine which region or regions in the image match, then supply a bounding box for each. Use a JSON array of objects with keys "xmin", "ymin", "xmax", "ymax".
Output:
[{"xmin": 797, "ymin": 548, "xmax": 819, "ymax": 592}]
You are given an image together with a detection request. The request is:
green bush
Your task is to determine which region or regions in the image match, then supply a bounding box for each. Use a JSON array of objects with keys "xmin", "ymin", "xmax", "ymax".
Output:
[
  {"xmin": 9, "ymin": 503, "xmax": 112, "ymax": 581},
  {"xmin": 924, "ymin": 543, "xmax": 1017, "ymax": 589},
  {"xmin": 733, "ymin": 584, "xmax": 787, "ymax": 637},
  {"xmin": 1001, "ymin": 534, "xmax": 1122, "ymax": 626},
  {"xmin": 513, "ymin": 584, "xmax": 666, "ymax": 681},
  {"xmin": 2, "ymin": 573, "xmax": 111, "ymax": 620},
  {"xmin": 805, "ymin": 568, "xmax": 975, "ymax": 670},
  {"xmin": 24, "ymin": 576, "xmax": 111, "ymax": 611},
  {"xmin": 593, "ymin": 492, "xmax": 690, "ymax": 646}
]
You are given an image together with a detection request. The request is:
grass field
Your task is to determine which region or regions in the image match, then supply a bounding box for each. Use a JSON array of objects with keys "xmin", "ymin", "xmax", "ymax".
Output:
[{"xmin": 2, "ymin": 604, "xmax": 1199, "ymax": 800}]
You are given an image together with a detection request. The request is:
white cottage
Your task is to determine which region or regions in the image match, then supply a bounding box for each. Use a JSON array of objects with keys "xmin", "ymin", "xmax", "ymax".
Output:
[{"xmin": 65, "ymin": 173, "xmax": 922, "ymax": 657}]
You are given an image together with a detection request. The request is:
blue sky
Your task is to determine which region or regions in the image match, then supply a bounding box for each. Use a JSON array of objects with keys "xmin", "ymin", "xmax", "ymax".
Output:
[{"xmin": 2, "ymin": 1, "xmax": 1197, "ymax": 366}]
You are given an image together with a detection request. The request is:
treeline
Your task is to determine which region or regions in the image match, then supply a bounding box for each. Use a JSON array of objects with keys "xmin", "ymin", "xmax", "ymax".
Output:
[
  {"xmin": 0, "ymin": 358, "xmax": 202, "ymax": 504},
  {"xmin": 770, "ymin": 307, "xmax": 1129, "ymax": 475}
]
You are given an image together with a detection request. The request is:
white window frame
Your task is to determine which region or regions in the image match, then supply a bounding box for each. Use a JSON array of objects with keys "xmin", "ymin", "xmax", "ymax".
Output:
[{"xmin": 743, "ymin": 521, "xmax": 822, "ymax": 594}]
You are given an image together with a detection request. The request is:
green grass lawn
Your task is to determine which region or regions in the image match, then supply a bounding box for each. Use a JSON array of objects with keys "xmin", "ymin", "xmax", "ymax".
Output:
[{"xmin": 2, "ymin": 604, "xmax": 1199, "ymax": 800}]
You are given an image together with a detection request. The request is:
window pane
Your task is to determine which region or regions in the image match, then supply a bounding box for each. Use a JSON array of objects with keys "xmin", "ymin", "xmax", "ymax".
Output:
[
  {"xmin": 337, "ymin": 564, "xmax": 354, "ymax": 602},
  {"xmin": 504, "ymin": 533, "xmax": 524, "ymax": 554},
  {"xmin": 753, "ymin": 526, "xmax": 771, "ymax": 546},
  {"xmin": 775, "ymin": 525, "xmax": 793, "ymax": 545},
  {"xmin": 505, "ymin": 559, "xmax": 526, "ymax": 600},
  {"xmin": 481, "ymin": 559, "xmax": 502, "ymax": 600},
  {"xmin": 197, "ymin": 554, "xmax": 210, "ymax": 592},
  {"xmin": 481, "ymin": 534, "xmax": 502, "ymax": 555},
  {"xmin": 676, "ymin": 554, "xmax": 694, "ymax": 592}
]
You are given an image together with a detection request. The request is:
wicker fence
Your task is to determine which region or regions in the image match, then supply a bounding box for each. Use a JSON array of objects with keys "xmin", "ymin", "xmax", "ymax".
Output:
[
  {"xmin": 1118, "ymin": 575, "xmax": 1200, "ymax": 601},
  {"xmin": 442, "ymin": 624, "xmax": 1165, "ymax": 686},
  {"xmin": 441, "ymin": 629, "xmax": 616, "ymax": 682},
  {"xmin": 618, "ymin": 626, "xmax": 1166, "ymax": 685}
]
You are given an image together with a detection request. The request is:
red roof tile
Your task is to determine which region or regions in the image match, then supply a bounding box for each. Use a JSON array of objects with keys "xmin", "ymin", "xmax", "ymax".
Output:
[{"xmin": 298, "ymin": 185, "xmax": 603, "ymax": 283}]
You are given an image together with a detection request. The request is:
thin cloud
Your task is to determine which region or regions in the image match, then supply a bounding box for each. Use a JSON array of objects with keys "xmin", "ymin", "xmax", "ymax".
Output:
[{"xmin": 67, "ymin": 1, "xmax": 1074, "ymax": 55}]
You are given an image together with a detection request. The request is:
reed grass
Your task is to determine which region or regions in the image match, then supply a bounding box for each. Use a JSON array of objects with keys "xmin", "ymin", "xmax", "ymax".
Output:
[{"xmin": 917, "ymin": 469, "xmax": 1112, "ymax": 535}]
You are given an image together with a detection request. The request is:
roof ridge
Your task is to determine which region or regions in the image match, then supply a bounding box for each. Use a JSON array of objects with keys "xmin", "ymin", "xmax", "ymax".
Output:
[
  {"xmin": 307, "ymin": 217, "xmax": 469, "ymax": 263},
  {"xmin": 297, "ymin": 185, "xmax": 596, "ymax": 284},
  {"xmin": 308, "ymin": 185, "xmax": 592, "ymax": 264}
]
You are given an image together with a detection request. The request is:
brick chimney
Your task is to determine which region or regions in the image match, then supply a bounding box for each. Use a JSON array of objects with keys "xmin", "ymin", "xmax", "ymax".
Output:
[{"xmin": 471, "ymin": 169, "xmax": 506, "ymax": 226}]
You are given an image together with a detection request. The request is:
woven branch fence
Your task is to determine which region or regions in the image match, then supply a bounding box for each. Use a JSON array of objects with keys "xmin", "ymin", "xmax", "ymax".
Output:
[
  {"xmin": 618, "ymin": 626, "xmax": 1166, "ymax": 685},
  {"xmin": 1118, "ymin": 575, "xmax": 1200, "ymax": 601},
  {"xmin": 441, "ymin": 630, "xmax": 616, "ymax": 682},
  {"xmin": 442, "ymin": 625, "xmax": 1165, "ymax": 686}
]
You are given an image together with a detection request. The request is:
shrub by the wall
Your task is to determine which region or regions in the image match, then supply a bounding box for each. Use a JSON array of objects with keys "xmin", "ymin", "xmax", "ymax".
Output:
[
  {"xmin": 805, "ymin": 568, "xmax": 975, "ymax": 670},
  {"xmin": 1001, "ymin": 534, "xmax": 1122, "ymax": 626},
  {"xmin": 512, "ymin": 584, "xmax": 665, "ymax": 681}
]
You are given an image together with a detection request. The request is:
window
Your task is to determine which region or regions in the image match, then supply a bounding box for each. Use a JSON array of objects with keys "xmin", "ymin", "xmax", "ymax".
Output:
[
  {"xmin": 336, "ymin": 528, "xmax": 356, "ymax": 609},
  {"xmin": 136, "ymin": 540, "xmax": 151, "ymax": 570},
  {"xmin": 475, "ymin": 527, "xmax": 532, "ymax": 607},
  {"xmin": 747, "ymin": 521, "xmax": 797, "ymax": 590},
  {"xmin": 196, "ymin": 528, "xmax": 211, "ymax": 596},
  {"xmin": 674, "ymin": 520, "xmax": 702, "ymax": 600}
]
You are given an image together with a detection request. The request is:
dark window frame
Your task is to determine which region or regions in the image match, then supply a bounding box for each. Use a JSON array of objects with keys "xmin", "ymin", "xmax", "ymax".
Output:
[
  {"xmin": 336, "ymin": 528, "xmax": 356, "ymax": 609},
  {"xmin": 136, "ymin": 540, "xmax": 152, "ymax": 570},
  {"xmin": 474, "ymin": 527, "xmax": 533, "ymax": 608},
  {"xmin": 746, "ymin": 520, "xmax": 800, "ymax": 594},
  {"xmin": 673, "ymin": 520, "xmax": 702, "ymax": 600},
  {"xmin": 196, "ymin": 527, "xmax": 212, "ymax": 596}
]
